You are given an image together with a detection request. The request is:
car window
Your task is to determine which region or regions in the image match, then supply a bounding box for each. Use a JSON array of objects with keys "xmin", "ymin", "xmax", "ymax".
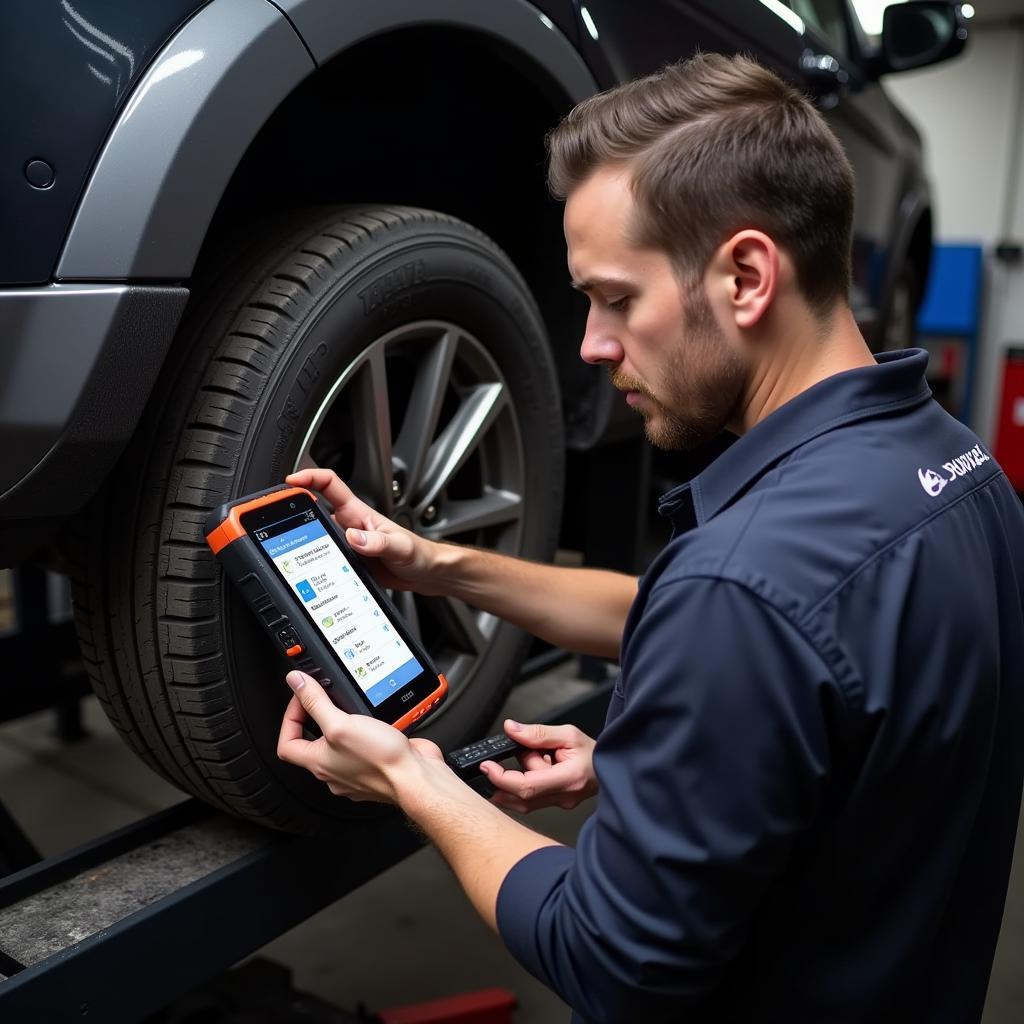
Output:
[
  {"xmin": 787, "ymin": 0, "xmax": 850, "ymax": 58},
  {"xmin": 847, "ymin": 0, "xmax": 908, "ymax": 42}
]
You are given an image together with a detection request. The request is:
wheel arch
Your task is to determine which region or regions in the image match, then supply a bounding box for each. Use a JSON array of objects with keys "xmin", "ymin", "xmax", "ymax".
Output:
[
  {"xmin": 905, "ymin": 207, "xmax": 934, "ymax": 310},
  {"xmin": 875, "ymin": 182, "xmax": 934, "ymax": 347},
  {"xmin": 56, "ymin": 0, "xmax": 603, "ymax": 445}
]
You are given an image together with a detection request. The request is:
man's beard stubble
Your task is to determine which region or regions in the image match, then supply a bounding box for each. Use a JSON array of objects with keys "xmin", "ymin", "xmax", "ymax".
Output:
[{"xmin": 609, "ymin": 286, "xmax": 748, "ymax": 451}]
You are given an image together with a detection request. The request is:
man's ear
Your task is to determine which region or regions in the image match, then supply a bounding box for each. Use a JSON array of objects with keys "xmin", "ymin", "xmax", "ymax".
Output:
[{"xmin": 708, "ymin": 230, "xmax": 779, "ymax": 330}]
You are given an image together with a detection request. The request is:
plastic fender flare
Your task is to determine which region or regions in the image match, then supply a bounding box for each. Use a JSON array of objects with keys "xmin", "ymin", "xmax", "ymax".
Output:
[
  {"xmin": 56, "ymin": 0, "xmax": 597, "ymax": 282},
  {"xmin": 877, "ymin": 180, "xmax": 932, "ymax": 339}
]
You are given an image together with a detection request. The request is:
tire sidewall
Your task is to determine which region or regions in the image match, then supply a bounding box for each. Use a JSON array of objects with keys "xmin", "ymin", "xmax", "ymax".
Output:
[{"xmin": 219, "ymin": 218, "xmax": 563, "ymax": 822}]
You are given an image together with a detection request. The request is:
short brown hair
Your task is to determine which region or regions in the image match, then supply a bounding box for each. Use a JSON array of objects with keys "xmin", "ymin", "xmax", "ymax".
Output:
[{"xmin": 547, "ymin": 53, "xmax": 855, "ymax": 316}]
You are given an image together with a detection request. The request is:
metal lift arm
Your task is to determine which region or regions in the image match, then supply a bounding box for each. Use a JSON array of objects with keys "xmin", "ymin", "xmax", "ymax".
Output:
[{"xmin": 0, "ymin": 676, "xmax": 613, "ymax": 1024}]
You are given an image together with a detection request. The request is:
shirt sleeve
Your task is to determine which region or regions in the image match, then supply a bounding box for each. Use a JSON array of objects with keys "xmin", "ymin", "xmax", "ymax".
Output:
[{"xmin": 496, "ymin": 576, "xmax": 844, "ymax": 1022}]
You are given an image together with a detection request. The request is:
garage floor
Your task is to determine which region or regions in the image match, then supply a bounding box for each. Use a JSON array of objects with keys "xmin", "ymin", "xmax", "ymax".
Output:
[{"xmin": 0, "ymin": 661, "xmax": 1021, "ymax": 1022}]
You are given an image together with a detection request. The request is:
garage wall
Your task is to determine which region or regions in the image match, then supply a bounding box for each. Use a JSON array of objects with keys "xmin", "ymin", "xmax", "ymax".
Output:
[{"xmin": 883, "ymin": 21, "xmax": 1024, "ymax": 444}]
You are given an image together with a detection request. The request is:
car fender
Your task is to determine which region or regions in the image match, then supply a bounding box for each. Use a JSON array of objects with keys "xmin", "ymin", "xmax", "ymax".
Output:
[
  {"xmin": 56, "ymin": 0, "xmax": 597, "ymax": 282},
  {"xmin": 878, "ymin": 177, "xmax": 933, "ymax": 339}
]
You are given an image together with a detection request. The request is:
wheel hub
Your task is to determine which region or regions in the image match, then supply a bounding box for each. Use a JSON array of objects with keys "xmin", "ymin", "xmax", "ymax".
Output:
[{"xmin": 392, "ymin": 507, "xmax": 415, "ymax": 531}]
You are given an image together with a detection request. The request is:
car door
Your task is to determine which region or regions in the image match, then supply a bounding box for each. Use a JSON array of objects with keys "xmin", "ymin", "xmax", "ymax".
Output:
[{"xmin": 574, "ymin": 0, "xmax": 804, "ymax": 85}]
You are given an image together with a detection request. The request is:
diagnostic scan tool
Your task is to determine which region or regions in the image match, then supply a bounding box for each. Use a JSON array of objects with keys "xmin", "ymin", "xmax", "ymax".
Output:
[{"xmin": 205, "ymin": 485, "xmax": 447, "ymax": 732}]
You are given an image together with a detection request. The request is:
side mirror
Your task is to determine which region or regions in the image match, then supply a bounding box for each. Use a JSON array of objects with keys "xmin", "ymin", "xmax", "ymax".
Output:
[{"xmin": 876, "ymin": 2, "xmax": 969, "ymax": 74}]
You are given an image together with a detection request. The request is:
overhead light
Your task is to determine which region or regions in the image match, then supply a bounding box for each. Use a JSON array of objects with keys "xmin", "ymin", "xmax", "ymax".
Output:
[
  {"xmin": 580, "ymin": 6, "xmax": 599, "ymax": 41},
  {"xmin": 961, "ymin": 3, "xmax": 975, "ymax": 18}
]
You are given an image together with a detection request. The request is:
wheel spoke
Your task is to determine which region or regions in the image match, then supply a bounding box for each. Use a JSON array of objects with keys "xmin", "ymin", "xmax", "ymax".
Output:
[
  {"xmin": 424, "ymin": 488, "xmax": 523, "ymax": 539},
  {"xmin": 415, "ymin": 383, "xmax": 507, "ymax": 511},
  {"xmin": 435, "ymin": 595, "xmax": 487, "ymax": 656},
  {"xmin": 393, "ymin": 329, "xmax": 459, "ymax": 495},
  {"xmin": 350, "ymin": 347, "xmax": 394, "ymax": 514},
  {"xmin": 292, "ymin": 318, "xmax": 525, "ymax": 710}
]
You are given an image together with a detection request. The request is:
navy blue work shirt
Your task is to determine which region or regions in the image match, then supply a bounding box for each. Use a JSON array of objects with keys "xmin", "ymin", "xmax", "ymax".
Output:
[{"xmin": 496, "ymin": 350, "xmax": 1024, "ymax": 1023}]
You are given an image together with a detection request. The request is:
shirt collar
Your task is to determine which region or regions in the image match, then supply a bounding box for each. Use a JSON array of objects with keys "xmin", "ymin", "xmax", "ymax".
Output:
[{"xmin": 658, "ymin": 349, "xmax": 932, "ymax": 531}]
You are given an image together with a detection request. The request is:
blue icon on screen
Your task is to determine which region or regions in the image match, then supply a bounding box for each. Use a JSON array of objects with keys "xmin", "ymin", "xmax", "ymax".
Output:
[
  {"xmin": 343, "ymin": 648, "xmax": 356, "ymax": 660},
  {"xmin": 295, "ymin": 580, "xmax": 316, "ymax": 603}
]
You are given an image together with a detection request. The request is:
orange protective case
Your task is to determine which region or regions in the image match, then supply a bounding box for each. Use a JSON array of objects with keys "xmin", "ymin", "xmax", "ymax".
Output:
[
  {"xmin": 206, "ymin": 486, "xmax": 447, "ymax": 731},
  {"xmin": 206, "ymin": 486, "xmax": 313, "ymax": 556}
]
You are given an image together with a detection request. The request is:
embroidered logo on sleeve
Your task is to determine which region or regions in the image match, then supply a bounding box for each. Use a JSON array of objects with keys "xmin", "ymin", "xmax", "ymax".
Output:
[{"xmin": 918, "ymin": 444, "xmax": 991, "ymax": 497}]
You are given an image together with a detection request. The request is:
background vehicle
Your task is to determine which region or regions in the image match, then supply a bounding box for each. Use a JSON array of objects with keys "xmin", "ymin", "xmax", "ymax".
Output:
[{"xmin": 0, "ymin": 0, "xmax": 967, "ymax": 833}]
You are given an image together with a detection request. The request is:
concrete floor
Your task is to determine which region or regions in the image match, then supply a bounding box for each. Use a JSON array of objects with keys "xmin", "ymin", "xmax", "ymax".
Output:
[{"xmin": 0, "ymin": 665, "xmax": 1022, "ymax": 1021}]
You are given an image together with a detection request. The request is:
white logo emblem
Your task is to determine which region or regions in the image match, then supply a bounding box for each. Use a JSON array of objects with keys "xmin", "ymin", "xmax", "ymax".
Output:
[
  {"xmin": 918, "ymin": 468, "xmax": 948, "ymax": 497},
  {"xmin": 917, "ymin": 444, "xmax": 991, "ymax": 497}
]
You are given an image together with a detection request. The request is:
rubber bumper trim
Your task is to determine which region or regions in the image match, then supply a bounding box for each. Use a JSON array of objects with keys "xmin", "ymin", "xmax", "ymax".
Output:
[{"xmin": 0, "ymin": 283, "xmax": 189, "ymax": 519}]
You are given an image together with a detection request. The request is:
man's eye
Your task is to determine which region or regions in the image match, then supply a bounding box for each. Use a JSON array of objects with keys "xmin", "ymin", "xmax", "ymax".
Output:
[{"xmin": 607, "ymin": 296, "xmax": 630, "ymax": 313}]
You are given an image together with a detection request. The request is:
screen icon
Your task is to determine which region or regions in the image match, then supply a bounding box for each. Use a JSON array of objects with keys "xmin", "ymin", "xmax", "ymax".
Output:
[
  {"xmin": 321, "ymin": 614, "xmax": 335, "ymax": 628},
  {"xmin": 343, "ymin": 648, "xmax": 356, "ymax": 660}
]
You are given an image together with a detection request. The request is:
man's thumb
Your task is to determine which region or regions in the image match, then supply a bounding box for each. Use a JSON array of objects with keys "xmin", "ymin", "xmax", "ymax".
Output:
[
  {"xmin": 286, "ymin": 671, "xmax": 333, "ymax": 725},
  {"xmin": 347, "ymin": 527, "xmax": 394, "ymax": 557},
  {"xmin": 505, "ymin": 719, "xmax": 563, "ymax": 748}
]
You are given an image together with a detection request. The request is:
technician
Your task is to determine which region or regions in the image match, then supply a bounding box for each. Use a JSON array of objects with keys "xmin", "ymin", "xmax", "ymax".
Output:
[{"xmin": 277, "ymin": 54, "xmax": 1024, "ymax": 1022}]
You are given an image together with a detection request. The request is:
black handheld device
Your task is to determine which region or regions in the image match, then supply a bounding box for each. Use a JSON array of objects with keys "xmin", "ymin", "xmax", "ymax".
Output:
[
  {"xmin": 205, "ymin": 484, "xmax": 447, "ymax": 732},
  {"xmin": 445, "ymin": 732, "xmax": 529, "ymax": 778}
]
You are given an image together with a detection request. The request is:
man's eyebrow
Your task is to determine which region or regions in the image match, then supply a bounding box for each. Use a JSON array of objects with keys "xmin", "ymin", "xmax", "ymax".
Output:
[{"xmin": 570, "ymin": 276, "xmax": 633, "ymax": 293}]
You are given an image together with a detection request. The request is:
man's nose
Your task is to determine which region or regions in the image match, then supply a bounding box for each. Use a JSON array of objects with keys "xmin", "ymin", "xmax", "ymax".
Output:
[{"xmin": 580, "ymin": 313, "xmax": 625, "ymax": 366}]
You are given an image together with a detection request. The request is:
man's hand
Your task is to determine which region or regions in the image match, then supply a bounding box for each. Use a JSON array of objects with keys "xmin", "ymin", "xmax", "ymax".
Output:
[
  {"xmin": 278, "ymin": 671, "xmax": 564, "ymax": 934},
  {"xmin": 286, "ymin": 468, "xmax": 635, "ymax": 661},
  {"xmin": 276, "ymin": 670, "xmax": 446, "ymax": 803},
  {"xmin": 481, "ymin": 720, "xmax": 598, "ymax": 813},
  {"xmin": 285, "ymin": 468, "xmax": 443, "ymax": 594}
]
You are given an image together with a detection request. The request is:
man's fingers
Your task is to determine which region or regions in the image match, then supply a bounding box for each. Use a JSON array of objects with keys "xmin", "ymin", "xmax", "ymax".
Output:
[
  {"xmin": 284, "ymin": 671, "xmax": 346, "ymax": 735},
  {"xmin": 285, "ymin": 469, "xmax": 376, "ymax": 525},
  {"xmin": 489, "ymin": 792, "xmax": 532, "ymax": 814},
  {"xmin": 277, "ymin": 694, "xmax": 317, "ymax": 770},
  {"xmin": 480, "ymin": 757, "xmax": 580, "ymax": 799},
  {"xmin": 504, "ymin": 719, "xmax": 588, "ymax": 751},
  {"xmin": 518, "ymin": 750, "xmax": 553, "ymax": 772},
  {"xmin": 346, "ymin": 526, "xmax": 415, "ymax": 564}
]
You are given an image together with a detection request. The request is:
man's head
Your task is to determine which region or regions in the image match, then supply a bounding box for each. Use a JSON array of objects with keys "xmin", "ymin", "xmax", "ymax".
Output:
[{"xmin": 548, "ymin": 53, "xmax": 856, "ymax": 449}]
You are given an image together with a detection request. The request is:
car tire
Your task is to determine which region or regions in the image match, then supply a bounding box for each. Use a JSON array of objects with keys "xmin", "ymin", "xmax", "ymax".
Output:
[
  {"xmin": 881, "ymin": 264, "xmax": 919, "ymax": 351},
  {"xmin": 69, "ymin": 206, "xmax": 564, "ymax": 833}
]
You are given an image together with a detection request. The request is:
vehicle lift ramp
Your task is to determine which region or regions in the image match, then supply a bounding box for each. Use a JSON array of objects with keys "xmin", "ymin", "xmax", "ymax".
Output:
[{"xmin": 0, "ymin": 672, "xmax": 613, "ymax": 1023}]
